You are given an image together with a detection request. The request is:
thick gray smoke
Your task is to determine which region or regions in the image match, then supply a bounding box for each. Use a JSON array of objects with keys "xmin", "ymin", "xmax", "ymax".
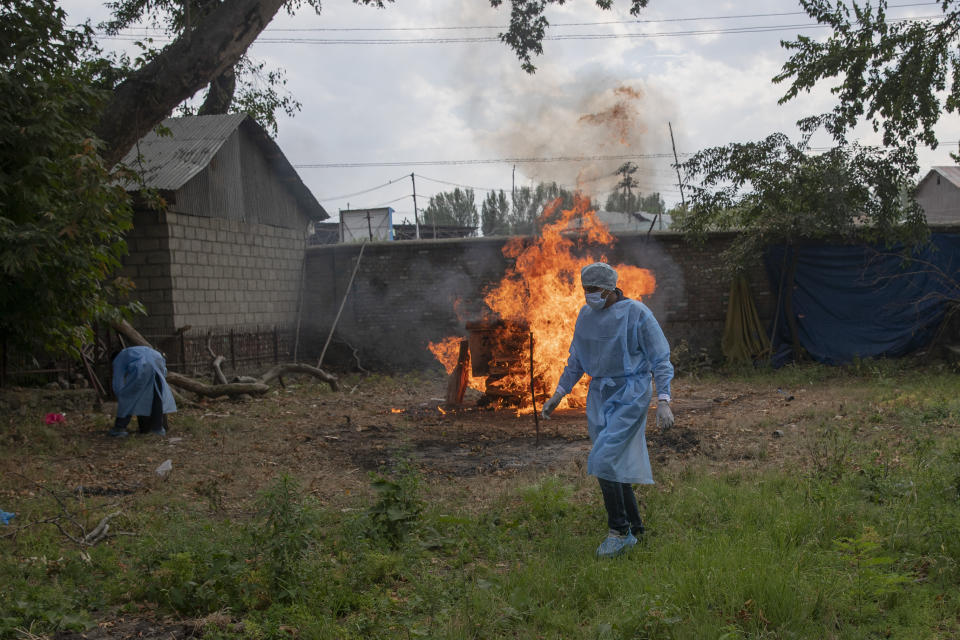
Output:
[{"xmin": 474, "ymin": 72, "xmax": 680, "ymax": 200}]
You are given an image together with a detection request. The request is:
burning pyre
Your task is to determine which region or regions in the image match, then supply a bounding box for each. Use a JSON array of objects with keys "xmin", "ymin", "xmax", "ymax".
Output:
[{"xmin": 428, "ymin": 195, "xmax": 656, "ymax": 412}]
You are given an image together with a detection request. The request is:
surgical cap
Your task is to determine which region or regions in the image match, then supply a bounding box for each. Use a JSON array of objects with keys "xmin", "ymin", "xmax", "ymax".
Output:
[{"xmin": 581, "ymin": 262, "xmax": 618, "ymax": 290}]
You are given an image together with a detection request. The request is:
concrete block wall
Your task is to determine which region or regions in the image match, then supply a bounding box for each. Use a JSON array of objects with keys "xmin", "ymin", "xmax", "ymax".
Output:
[
  {"xmin": 302, "ymin": 232, "xmax": 772, "ymax": 371},
  {"xmin": 118, "ymin": 210, "xmax": 176, "ymax": 335},
  {"xmin": 166, "ymin": 211, "xmax": 306, "ymax": 330}
]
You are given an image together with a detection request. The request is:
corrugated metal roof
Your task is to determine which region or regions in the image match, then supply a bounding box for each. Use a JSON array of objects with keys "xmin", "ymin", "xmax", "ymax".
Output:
[
  {"xmin": 929, "ymin": 166, "xmax": 960, "ymax": 189},
  {"xmin": 120, "ymin": 113, "xmax": 327, "ymax": 220},
  {"xmin": 120, "ymin": 113, "xmax": 248, "ymax": 191}
]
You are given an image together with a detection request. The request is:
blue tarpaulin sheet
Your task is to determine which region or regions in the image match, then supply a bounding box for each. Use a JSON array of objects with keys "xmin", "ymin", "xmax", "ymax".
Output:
[{"xmin": 765, "ymin": 234, "xmax": 960, "ymax": 366}]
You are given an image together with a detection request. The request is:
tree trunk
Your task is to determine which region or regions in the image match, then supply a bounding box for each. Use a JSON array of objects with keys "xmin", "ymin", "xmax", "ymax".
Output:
[
  {"xmin": 198, "ymin": 66, "xmax": 238, "ymax": 115},
  {"xmin": 167, "ymin": 373, "xmax": 270, "ymax": 397},
  {"xmin": 97, "ymin": 0, "xmax": 285, "ymax": 168}
]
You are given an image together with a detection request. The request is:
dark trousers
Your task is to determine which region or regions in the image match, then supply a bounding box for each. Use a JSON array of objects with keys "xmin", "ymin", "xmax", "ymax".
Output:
[
  {"xmin": 114, "ymin": 375, "xmax": 167, "ymax": 433},
  {"xmin": 598, "ymin": 478, "xmax": 644, "ymax": 536}
]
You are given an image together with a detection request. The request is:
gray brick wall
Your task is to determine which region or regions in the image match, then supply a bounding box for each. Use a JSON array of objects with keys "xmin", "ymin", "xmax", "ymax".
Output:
[
  {"xmin": 118, "ymin": 210, "xmax": 175, "ymax": 335},
  {"xmin": 302, "ymin": 232, "xmax": 772, "ymax": 371},
  {"xmin": 121, "ymin": 210, "xmax": 306, "ymax": 339},
  {"xmin": 164, "ymin": 211, "xmax": 306, "ymax": 330}
]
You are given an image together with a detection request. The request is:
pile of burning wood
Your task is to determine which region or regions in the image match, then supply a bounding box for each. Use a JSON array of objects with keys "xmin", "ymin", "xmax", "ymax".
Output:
[{"xmin": 445, "ymin": 320, "xmax": 537, "ymax": 407}]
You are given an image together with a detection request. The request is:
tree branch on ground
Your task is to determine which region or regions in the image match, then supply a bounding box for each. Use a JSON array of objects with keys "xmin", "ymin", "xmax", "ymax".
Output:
[
  {"xmin": 114, "ymin": 320, "xmax": 338, "ymax": 396},
  {"xmin": 206, "ymin": 330, "xmax": 228, "ymax": 385},
  {"xmin": 1, "ymin": 474, "xmax": 134, "ymax": 547}
]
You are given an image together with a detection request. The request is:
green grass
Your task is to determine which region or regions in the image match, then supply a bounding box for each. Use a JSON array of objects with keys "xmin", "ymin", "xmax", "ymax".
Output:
[{"xmin": 3, "ymin": 367, "xmax": 960, "ymax": 639}]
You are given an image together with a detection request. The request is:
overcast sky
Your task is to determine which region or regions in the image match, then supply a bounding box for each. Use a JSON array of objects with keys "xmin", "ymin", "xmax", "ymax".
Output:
[{"xmin": 66, "ymin": 0, "xmax": 960, "ymax": 224}]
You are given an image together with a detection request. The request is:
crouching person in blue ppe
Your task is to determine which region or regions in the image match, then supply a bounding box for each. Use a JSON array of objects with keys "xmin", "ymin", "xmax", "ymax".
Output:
[
  {"xmin": 107, "ymin": 346, "xmax": 177, "ymax": 437},
  {"xmin": 542, "ymin": 262, "xmax": 675, "ymax": 559}
]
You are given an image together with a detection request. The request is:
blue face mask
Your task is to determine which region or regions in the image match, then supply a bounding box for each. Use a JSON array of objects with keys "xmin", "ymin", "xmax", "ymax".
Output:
[{"xmin": 585, "ymin": 291, "xmax": 606, "ymax": 310}]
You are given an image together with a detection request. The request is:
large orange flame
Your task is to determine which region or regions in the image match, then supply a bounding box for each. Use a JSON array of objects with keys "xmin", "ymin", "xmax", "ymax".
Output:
[{"xmin": 429, "ymin": 195, "xmax": 656, "ymax": 409}]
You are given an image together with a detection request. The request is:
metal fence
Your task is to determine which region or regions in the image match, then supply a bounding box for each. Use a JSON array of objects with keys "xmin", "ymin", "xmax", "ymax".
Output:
[{"xmin": 1, "ymin": 324, "xmax": 301, "ymax": 389}]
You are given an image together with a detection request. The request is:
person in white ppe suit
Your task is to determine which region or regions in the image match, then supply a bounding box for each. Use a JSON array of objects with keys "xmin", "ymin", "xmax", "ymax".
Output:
[
  {"xmin": 107, "ymin": 346, "xmax": 177, "ymax": 437},
  {"xmin": 542, "ymin": 262, "xmax": 674, "ymax": 559}
]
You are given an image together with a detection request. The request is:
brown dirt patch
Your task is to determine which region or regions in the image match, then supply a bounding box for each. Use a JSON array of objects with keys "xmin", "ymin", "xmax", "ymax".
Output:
[
  {"xmin": 0, "ymin": 371, "xmax": 883, "ymax": 639},
  {"xmin": 2, "ymin": 373, "xmax": 851, "ymax": 513}
]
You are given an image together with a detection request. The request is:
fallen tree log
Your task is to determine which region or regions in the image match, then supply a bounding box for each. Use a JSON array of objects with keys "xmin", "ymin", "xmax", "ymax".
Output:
[
  {"xmin": 167, "ymin": 373, "xmax": 270, "ymax": 397},
  {"xmin": 113, "ymin": 320, "xmax": 339, "ymax": 396},
  {"xmin": 260, "ymin": 363, "xmax": 338, "ymax": 388}
]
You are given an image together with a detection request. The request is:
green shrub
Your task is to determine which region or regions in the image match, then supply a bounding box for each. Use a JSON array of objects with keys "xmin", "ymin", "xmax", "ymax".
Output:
[
  {"xmin": 252, "ymin": 475, "xmax": 320, "ymax": 601},
  {"xmin": 365, "ymin": 463, "xmax": 422, "ymax": 549}
]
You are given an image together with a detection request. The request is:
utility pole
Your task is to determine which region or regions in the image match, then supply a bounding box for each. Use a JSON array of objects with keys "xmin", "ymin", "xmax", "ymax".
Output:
[
  {"xmin": 669, "ymin": 121, "xmax": 686, "ymax": 214},
  {"xmin": 410, "ymin": 173, "xmax": 421, "ymax": 240}
]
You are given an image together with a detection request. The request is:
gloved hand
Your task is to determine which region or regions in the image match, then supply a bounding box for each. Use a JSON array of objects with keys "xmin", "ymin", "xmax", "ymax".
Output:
[
  {"xmin": 656, "ymin": 400, "xmax": 674, "ymax": 431},
  {"xmin": 541, "ymin": 390, "xmax": 565, "ymax": 420}
]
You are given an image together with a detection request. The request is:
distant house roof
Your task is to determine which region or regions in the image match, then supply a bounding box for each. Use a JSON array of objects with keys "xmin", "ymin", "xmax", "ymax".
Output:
[
  {"xmin": 565, "ymin": 209, "xmax": 671, "ymax": 233},
  {"xmin": 120, "ymin": 113, "xmax": 328, "ymax": 220},
  {"xmin": 919, "ymin": 166, "xmax": 960, "ymax": 190}
]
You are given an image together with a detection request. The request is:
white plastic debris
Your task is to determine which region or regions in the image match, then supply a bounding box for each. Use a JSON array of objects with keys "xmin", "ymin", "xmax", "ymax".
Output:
[{"xmin": 155, "ymin": 459, "xmax": 173, "ymax": 478}]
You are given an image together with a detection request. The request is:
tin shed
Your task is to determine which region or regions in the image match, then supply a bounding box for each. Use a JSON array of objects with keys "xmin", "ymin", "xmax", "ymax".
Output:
[{"xmin": 118, "ymin": 114, "xmax": 328, "ymax": 337}]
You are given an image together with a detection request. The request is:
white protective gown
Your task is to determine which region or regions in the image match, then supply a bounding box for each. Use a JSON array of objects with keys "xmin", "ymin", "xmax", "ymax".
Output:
[
  {"xmin": 112, "ymin": 346, "xmax": 177, "ymax": 418},
  {"xmin": 556, "ymin": 297, "xmax": 673, "ymax": 484}
]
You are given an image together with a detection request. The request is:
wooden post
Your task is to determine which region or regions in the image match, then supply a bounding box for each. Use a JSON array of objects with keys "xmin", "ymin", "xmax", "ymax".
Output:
[
  {"xmin": 318, "ymin": 242, "xmax": 367, "ymax": 368},
  {"xmin": 445, "ymin": 339, "xmax": 471, "ymax": 405},
  {"xmin": 529, "ymin": 332, "xmax": 539, "ymax": 445},
  {"xmin": 411, "ymin": 173, "xmax": 421, "ymax": 240},
  {"xmin": 229, "ymin": 328, "xmax": 235, "ymax": 370}
]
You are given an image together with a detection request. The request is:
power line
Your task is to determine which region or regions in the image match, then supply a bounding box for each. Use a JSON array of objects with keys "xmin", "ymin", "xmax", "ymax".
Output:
[
  {"xmin": 367, "ymin": 194, "xmax": 413, "ymax": 207},
  {"xmin": 414, "ymin": 174, "xmax": 503, "ymax": 192},
  {"xmin": 99, "ymin": 13, "xmax": 943, "ymax": 45},
  {"xmin": 315, "ymin": 172, "xmax": 409, "ymax": 201},
  {"xmin": 102, "ymin": 2, "xmax": 938, "ymax": 35},
  {"xmin": 272, "ymin": 2, "xmax": 937, "ymax": 31},
  {"xmin": 338, "ymin": 178, "xmax": 682, "ymax": 207},
  {"xmin": 295, "ymin": 153, "xmax": 683, "ymax": 169},
  {"xmin": 302, "ymin": 141, "xmax": 959, "ymax": 175}
]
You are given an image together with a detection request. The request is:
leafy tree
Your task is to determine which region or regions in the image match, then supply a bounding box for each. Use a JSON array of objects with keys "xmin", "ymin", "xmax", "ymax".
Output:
[
  {"xmin": 674, "ymin": 122, "xmax": 926, "ymax": 272},
  {"xmin": 604, "ymin": 162, "xmax": 640, "ymax": 212},
  {"xmin": 675, "ymin": 123, "xmax": 926, "ymax": 359},
  {"xmin": 422, "ymin": 188, "xmax": 479, "ymax": 231},
  {"xmin": 604, "ymin": 190, "xmax": 639, "ymax": 213},
  {"xmin": 94, "ymin": 0, "xmax": 291, "ymax": 167},
  {"xmin": 604, "ymin": 190, "xmax": 669, "ymax": 231},
  {"xmin": 491, "ymin": 0, "xmax": 650, "ymax": 73},
  {"xmin": 510, "ymin": 181, "xmax": 583, "ymax": 234},
  {"xmin": 101, "ymin": 0, "xmax": 312, "ymax": 136},
  {"xmin": 775, "ymin": 0, "xmax": 960, "ymax": 168},
  {"xmin": 639, "ymin": 192, "xmax": 666, "ymax": 216},
  {"xmin": 482, "ymin": 190, "xmax": 511, "ymax": 236},
  {"xmin": 604, "ymin": 190, "xmax": 665, "ymax": 215},
  {"xmin": 0, "ymin": 0, "xmax": 140, "ymax": 356},
  {"xmin": 603, "ymin": 162, "xmax": 666, "ymax": 219}
]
